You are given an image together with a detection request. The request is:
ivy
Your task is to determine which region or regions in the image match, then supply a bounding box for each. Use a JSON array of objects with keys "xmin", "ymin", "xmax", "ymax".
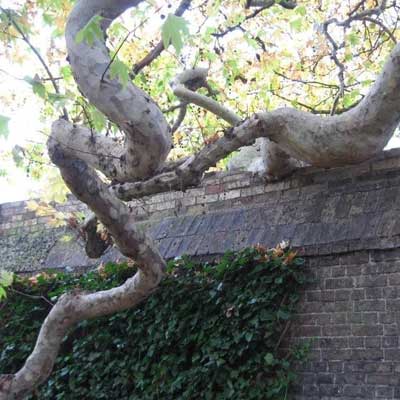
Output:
[{"xmin": 0, "ymin": 246, "xmax": 309, "ymax": 399}]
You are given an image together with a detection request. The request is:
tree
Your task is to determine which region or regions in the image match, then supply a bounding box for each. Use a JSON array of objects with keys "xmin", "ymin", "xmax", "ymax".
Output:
[{"xmin": 0, "ymin": 0, "xmax": 399, "ymax": 398}]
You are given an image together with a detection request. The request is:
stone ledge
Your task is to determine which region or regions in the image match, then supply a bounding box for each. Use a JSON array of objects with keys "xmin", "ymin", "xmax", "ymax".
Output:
[{"xmin": 1, "ymin": 148, "xmax": 399, "ymax": 273}]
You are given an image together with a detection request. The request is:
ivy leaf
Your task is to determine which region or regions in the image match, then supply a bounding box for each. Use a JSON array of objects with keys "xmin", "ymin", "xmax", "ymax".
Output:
[
  {"xmin": 277, "ymin": 309, "xmax": 290, "ymax": 320},
  {"xmin": 244, "ymin": 332, "xmax": 253, "ymax": 342},
  {"xmin": 161, "ymin": 14, "xmax": 189, "ymax": 54},
  {"xmin": 0, "ymin": 114, "xmax": 10, "ymax": 138},
  {"xmin": 75, "ymin": 15, "xmax": 104, "ymax": 46},
  {"xmin": 110, "ymin": 58, "xmax": 130, "ymax": 88},
  {"xmin": 264, "ymin": 353, "xmax": 274, "ymax": 366}
]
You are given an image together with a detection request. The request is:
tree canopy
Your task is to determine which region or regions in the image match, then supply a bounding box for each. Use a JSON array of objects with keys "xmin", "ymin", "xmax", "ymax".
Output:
[{"xmin": 1, "ymin": 0, "xmax": 399, "ymax": 190}]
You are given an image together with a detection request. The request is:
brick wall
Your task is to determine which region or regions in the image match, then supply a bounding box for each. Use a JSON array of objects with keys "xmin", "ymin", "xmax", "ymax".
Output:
[
  {"xmin": 1, "ymin": 149, "xmax": 400, "ymax": 399},
  {"xmin": 291, "ymin": 249, "xmax": 400, "ymax": 399}
]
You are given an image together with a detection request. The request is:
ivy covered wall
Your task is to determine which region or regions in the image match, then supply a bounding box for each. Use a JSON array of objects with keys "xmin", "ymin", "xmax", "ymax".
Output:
[{"xmin": 1, "ymin": 149, "xmax": 400, "ymax": 399}]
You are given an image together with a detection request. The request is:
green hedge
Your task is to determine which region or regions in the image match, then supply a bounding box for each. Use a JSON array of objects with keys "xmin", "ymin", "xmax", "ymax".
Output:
[{"xmin": 0, "ymin": 246, "xmax": 308, "ymax": 399}]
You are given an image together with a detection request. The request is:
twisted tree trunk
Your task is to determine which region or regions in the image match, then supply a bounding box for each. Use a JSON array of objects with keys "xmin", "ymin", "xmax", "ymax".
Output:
[
  {"xmin": 65, "ymin": 0, "xmax": 171, "ymax": 181},
  {"xmin": 1, "ymin": 0, "xmax": 400, "ymax": 398}
]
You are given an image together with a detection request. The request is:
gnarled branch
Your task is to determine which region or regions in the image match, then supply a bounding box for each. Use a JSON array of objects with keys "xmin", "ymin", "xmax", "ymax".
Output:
[
  {"xmin": 170, "ymin": 68, "xmax": 299, "ymax": 181},
  {"xmin": 114, "ymin": 41, "xmax": 400, "ymax": 200},
  {"xmin": 0, "ymin": 135, "xmax": 166, "ymax": 400},
  {"xmin": 65, "ymin": 0, "xmax": 171, "ymax": 180}
]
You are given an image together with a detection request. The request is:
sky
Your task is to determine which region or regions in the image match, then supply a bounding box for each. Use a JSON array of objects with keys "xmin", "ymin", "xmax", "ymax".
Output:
[
  {"xmin": 0, "ymin": 45, "xmax": 51, "ymax": 203},
  {"xmin": 0, "ymin": 81, "xmax": 45, "ymax": 204}
]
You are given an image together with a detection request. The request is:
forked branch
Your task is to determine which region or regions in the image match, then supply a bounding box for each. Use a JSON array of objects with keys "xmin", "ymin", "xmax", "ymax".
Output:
[
  {"xmin": 0, "ymin": 139, "xmax": 166, "ymax": 400},
  {"xmin": 114, "ymin": 40, "xmax": 400, "ymax": 200}
]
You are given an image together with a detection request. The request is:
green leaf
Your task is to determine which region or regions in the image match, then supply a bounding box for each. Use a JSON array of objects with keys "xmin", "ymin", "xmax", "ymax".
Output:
[
  {"xmin": 264, "ymin": 353, "xmax": 274, "ymax": 365},
  {"xmin": 244, "ymin": 332, "xmax": 253, "ymax": 342},
  {"xmin": 24, "ymin": 76, "xmax": 47, "ymax": 99},
  {"xmin": 109, "ymin": 58, "xmax": 130, "ymax": 88},
  {"xmin": 0, "ymin": 270, "xmax": 13, "ymax": 288},
  {"xmin": 42, "ymin": 13, "xmax": 54, "ymax": 26},
  {"xmin": 90, "ymin": 107, "xmax": 107, "ymax": 132},
  {"xmin": 343, "ymin": 89, "xmax": 361, "ymax": 107},
  {"xmin": 295, "ymin": 6, "xmax": 307, "ymax": 16},
  {"xmin": 60, "ymin": 65, "xmax": 72, "ymax": 81},
  {"xmin": 348, "ymin": 32, "xmax": 359, "ymax": 46},
  {"xmin": 277, "ymin": 309, "xmax": 290, "ymax": 320},
  {"xmin": 290, "ymin": 18, "xmax": 303, "ymax": 32},
  {"xmin": 0, "ymin": 114, "xmax": 10, "ymax": 138},
  {"xmin": 75, "ymin": 15, "xmax": 104, "ymax": 46},
  {"xmin": 0, "ymin": 286, "xmax": 6, "ymax": 300},
  {"xmin": 161, "ymin": 14, "xmax": 189, "ymax": 54}
]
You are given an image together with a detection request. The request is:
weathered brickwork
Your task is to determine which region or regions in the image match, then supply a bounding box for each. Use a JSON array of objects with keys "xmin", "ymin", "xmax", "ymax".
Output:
[
  {"xmin": 0, "ymin": 199, "xmax": 88, "ymax": 273},
  {"xmin": 289, "ymin": 249, "xmax": 400, "ymax": 399},
  {"xmin": 1, "ymin": 148, "xmax": 400, "ymax": 399}
]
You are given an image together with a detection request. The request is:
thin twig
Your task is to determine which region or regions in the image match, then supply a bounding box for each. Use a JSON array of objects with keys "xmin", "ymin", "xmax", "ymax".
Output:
[
  {"xmin": 10, "ymin": 288, "xmax": 54, "ymax": 307},
  {"xmin": 77, "ymin": 99, "xmax": 95, "ymax": 136},
  {"xmin": 171, "ymin": 103, "xmax": 188, "ymax": 133},
  {"xmin": 163, "ymin": 103, "xmax": 187, "ymax": 113},
  {"xmin": 274, "ymin": 70, "xmax": 342, "ymax": 89},
  {"xmin": 246, "ymin": 0, "xmax": 297, "ymax": 8},
  {"xmin": 320, "ymin": 0, "xmax": 391, "ymax": 114},
  {"xmin": 363, "ymin": 16, "xmax": 397, "ymax": 44},
  {"xmin": 213, "ymin": 2, "xmax": 274, "ymax": 38},
  {"xmin": 274, "ymin": 321, "xmax": 291, "ymax": 351},
  {"xmin": 101, "ymin": 4, "xmax": 164, "ymax": 82},
  {"xmin": 267, "ymin": 89, "xmax": 362, "ymax": 114},
  {"xmin": 274, "ymin": 293, "xmax": 290, "ymax": 351}
]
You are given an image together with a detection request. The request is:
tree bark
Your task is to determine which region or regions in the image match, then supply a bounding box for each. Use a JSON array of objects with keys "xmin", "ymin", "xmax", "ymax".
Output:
[
  {"xmin": 0, "ymin": 137, "xmax": 166, "ymax": 400},
  {"xmin": 115, "ymin": 42, "xmax": 400, "ymax": 200},
  {"xmin": 170, "ymin": 68, "xmax": 299, "ymax": 181},
  {"xmin": 65, "ymin": 0, "xmax": 171, "ymax": 180}
]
